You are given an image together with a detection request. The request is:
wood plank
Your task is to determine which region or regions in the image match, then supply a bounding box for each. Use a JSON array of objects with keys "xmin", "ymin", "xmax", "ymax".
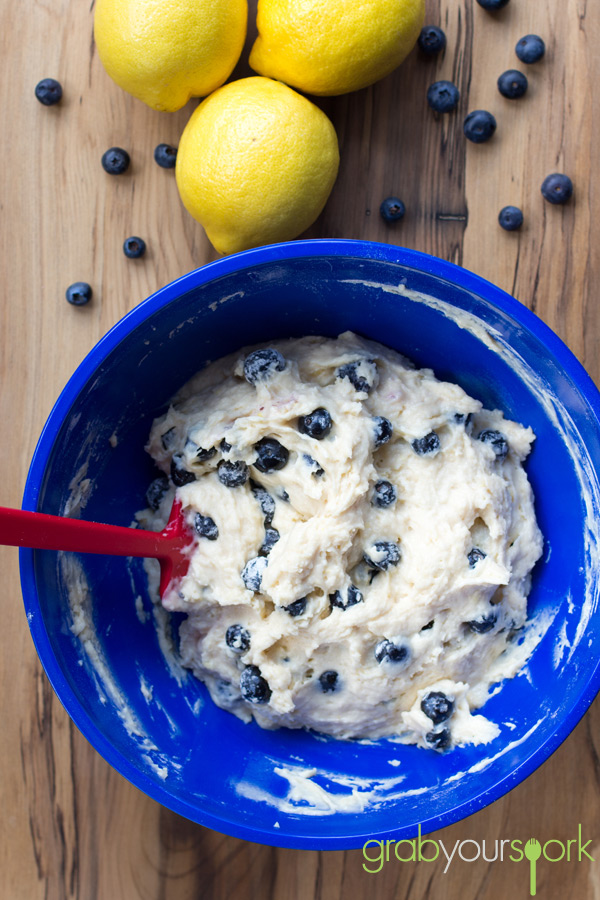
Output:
[{"xmin": 2, "ymin": 0, "xmax": 599, "ymax": 897}]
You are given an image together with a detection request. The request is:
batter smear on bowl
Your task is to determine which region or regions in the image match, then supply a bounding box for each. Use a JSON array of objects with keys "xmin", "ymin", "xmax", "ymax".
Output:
[{"xmin": 140, "ymin": 332, "xmax": 543, "ymax": 749}]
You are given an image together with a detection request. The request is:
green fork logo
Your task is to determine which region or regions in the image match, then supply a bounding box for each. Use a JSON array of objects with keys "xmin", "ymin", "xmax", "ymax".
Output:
[{"xmin": 524, "ymin": 839, "xmax": 542, "ymax": 896}]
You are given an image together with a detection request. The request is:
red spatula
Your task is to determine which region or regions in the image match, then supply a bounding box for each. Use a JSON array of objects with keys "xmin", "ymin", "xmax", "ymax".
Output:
[{"xmin": 0, "ymin": 500, "xmax": 195, "ymax": 598}]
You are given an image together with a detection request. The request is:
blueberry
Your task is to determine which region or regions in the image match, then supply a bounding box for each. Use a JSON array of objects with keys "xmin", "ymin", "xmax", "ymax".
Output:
[
  {"xmin": 194, "ymin": 513, "xmax": 218, "ymax": 540},
  {"xmin": 329, "ymin": 584, "xmax": 363, "ymax": 610},
  {"xmin": 243, "ymin": 348, "xmax": 286, "ymax": 384},
  {"xmin": 427, "ymin": 81, "xmax": 460, "ymax": 113},
  {"xmin": 217, "ymin": 460, "xmax": 249, "ymax": 487},
  {"xmin": 101, "ymin": 147, "xmax": 130, "ymax": 175},
  {"xmin": 467, "ymin": 612, "xmax": 498, "ymax": 634},
  {"xmin": 254, "ymin": 437, "xmax": 289, "ymax": 473},
  {"xmin": 463, "ymin": 110, "xmax": 497, "ymax": 144},
  {"xmin": 220, "ymin": 438, "xmax": 232, "ymax": 453},
  {"xmin": 497, "ymin": 69, "xmax": 528, "ymax": 99},
  {"xmin": 421, "ymin": 620, "xmax": 435, "ymax": 631},
  {"xmin": 364, "ymin": 540, "xmax": 401, "ymax": 571},
  {"xmin": 298, "ymin": 407, "xmax": 332, "ymax": 439},
  {"xmin": 283, "ymin": 597, "xmax": 307, "ymax": 617},
  {"xmin": 170, "ymin": 453, "xmax": 196, "ymax": 487},
  {"xmin": 154, "ymin": 143, "xmax": 178, "ymax": 168},
  {"xmin": 372, "ymin": 480, "xmax": 397, "ymax": 508},
  {"xmin": 375, "ymin": 640, "xmax": 410, "ymax": 664},
  {"xmin": 418, "ymin": 25, "xmax": 446, "ymax": 55},
  {"xmin": 123, "ymin": 236, "xmax": 146, "ymax": 258},
  {"xmin": 249, "ymin": 480, "xmax": 276, "ymax": 524},
  {"xmin": 226, "ymin": 624, "xmax": 250, "ymax": 652},
  {"xmin": 468, "ymin": 547, "xmax": 486, "ymax": 567},
  {"xmin": 260, "ymin": 527, "xmax": 280, "ymax": 555},
  {"xmin": 279, "ymin": 489, "xmax": 290, "ymax": 502},
  {"xmin": 541, "ymin": 173, "xmax": 573, "ymax": 205},
  {"xmin": 35, "ymin": 78, "xmax": 62, "ymax": 105},
  {"xmin": 145, "ymin": 475, "xmax": 169, "ymax": 511},
  {"xmin": 380, "ymin": 197, "xmax": 406, "ymax": 223},
  {"xmin": 478, "ymin": 429, "xmax": 508, "ymax": 461},
  {"xmin": 476, "ymin": 0, "xmax": 509, "ymax": 9},
  {"xmin": 240, "ymin": 665, "xmax": 271, "ymax": 704},
  {"xmin": 241, "ymin": 556, "xmax": 268, "ymax": 592},
  {"xmin": 337, "ymin": 359, "xmax": 377, "ymax": 393},
  {"xmin": 411, "ymin": 432, "xmax": 440, "ymax": 455},
  {"xmin": 65, "ymin": 282, "xmax": 92, "ymax": 306},
  {"xmin": 421, "ymin": 691, "xmax": 455, "ymax": 724},
  {"xmin": 426, "ymin": 728, "xmax": 451, "ymax": 751},
  {"xmin": 319, "ymin": 670, "xmax": 339, "ymax": 693},
  {"xmin": 498, "ymin": 206, "xmax": 523, "ymax": 231},
  {"xmin": 186, "ymin": 441, "xmax": 216, "ymax": 463},
  {"xmin": 373, "ymin": 416, "xmax": 393, "ymax": 447},
  {"xmin": 454, "ymin": 412, "xmax": 473, "ymax": 428},
  {"xmin": 515, "ymin": 34, "xmax": 545, "ymax": 64},
  {"xmin": 303, "ymin": 454, "xmax": 324, "ymax": 476}
]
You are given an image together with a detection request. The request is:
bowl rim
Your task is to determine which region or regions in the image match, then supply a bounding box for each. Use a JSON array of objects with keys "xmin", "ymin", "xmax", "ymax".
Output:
[{"xmin": 19, "ymin": 238, "xmax": 600, "ymax": 849}]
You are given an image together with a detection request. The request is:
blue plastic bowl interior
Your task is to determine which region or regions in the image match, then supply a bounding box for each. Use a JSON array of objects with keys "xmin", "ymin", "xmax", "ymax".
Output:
[{"xmin": 21, "ymin": 239, "xmax": 600, "ymax": 849}]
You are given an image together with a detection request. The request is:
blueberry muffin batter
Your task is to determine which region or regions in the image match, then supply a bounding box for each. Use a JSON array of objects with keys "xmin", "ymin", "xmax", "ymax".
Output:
[{"xmin": 143, "ymin": 332, "xmax": 543, "ymax": 749}]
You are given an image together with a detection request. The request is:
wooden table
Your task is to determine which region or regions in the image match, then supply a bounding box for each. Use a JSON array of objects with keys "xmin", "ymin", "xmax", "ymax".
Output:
[{"xmin": 3, "ymin": 1, "xmax": 599, "ymax": 897}]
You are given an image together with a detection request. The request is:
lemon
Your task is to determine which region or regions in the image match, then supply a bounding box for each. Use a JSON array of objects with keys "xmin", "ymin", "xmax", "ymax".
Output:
[
  {"xmin": 249, "ymin": 0, "xmax": 425, "ymax": 96},
  {"xmin": 175, "ymin": 77, "xmax": 340, "ymax": 255},
  {"xmin": 94, "ymin": 0, "xmax": 248, "ymax": 112}
]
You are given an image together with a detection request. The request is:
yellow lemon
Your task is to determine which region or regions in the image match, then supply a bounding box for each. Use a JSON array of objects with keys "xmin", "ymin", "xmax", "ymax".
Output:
[
  {"xmin": 175, "ymin": 77, "xmax": 340, "ymax": 255},
  {"xmin": 249, "ymin": 0, "xmax": 425, "ymax": 96},
  {"xmin": 94, "ymin": 0, "xmax": 248, "ymax": 112}
]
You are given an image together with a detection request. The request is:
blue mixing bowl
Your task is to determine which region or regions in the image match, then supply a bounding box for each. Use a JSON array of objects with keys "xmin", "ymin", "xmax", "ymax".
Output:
[{"xmin": 21, "ymin": 239, "xmax": 600, "ymax": 849}]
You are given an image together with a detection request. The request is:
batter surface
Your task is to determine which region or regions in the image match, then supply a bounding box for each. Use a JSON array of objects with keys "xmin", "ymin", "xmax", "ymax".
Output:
[{"xmin": 141, "ymin": 332, "xmax": 543, "ymax": 749}]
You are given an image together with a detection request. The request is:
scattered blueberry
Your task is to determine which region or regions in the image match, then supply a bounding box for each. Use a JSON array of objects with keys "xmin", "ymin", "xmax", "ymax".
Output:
[
  {"xmin": 372, "ymin": 480, "xmax": 397, "ymax": 508},
  {"xmin": 35, "ymin": 78, "xmax": 62, "ymax": 105},
  {"xmin": 427, "ymin": 81, "xmax": 460, "ymax": 113},
  {"xmin": 498, "ymin": 205, "xmax": 523, "ymax": 231},
  {"xmin": 426, "ymin": 728, "xmax": 451, "ymax": 751},
  {"xmin": 515, "ymin": 34, "xmax": 545, "ymax": 64},
  {"xmin": 497, "ymin": 69, "xmax": 528, "ymax": 99},
  {"xmin": 467, "ymin": 612, "xmax": 498, "ymax": 634},
  {"xmin": 279, "ymin": 489, "xmax": 290, "ymax": 502},
  {"xmin": 319, "ymin": 671, "xmax": 339, "ymax": 693},
  {"xmin": 337, "ymin": 359, "xmax": 377, "ymax": 393},
  {"xmin": 241, "ymin": 556, "xmax": 268, "ymax": 592},
  {"xmin": 65, "ymin": 282, "xmax": 92, "ymax": 306},
  {"xmin": 249, "ymin": 480, "xmax": 276, "ymax": 523},
  {"xmin": 468, "ymin": 547, "xmax": 487, "ymax": 567},
  {"xmin": 186, "ymin": 440, "xmax": 216, "ymax": 463},
  {"xmin": 123, "ymin": 236, "xmax": 146, "ymax": 258},
  {"xmin": 260, "ymin": 528, "xmax": 280, "ymax": 555},
  {"xmin": 421, "ymin": 691, "xmax": 455, "ymax": 724},
  {"xmin": 217, "ymin": 460, "xmax": 249, "ymax": 487},
  {"xmin": 284, "ymin": 597, "xmax": 308, "ymax": 617},
  {"xmin": 364, "ymin": 540, "xmax": 401, "ymax": 571},
  {"xmin": 154, "ymin": 143, "xmax": 178, "ymax": 168},
  {"xmin": 380, "ymin": 197, "xmax": 406, "ymax": 223},
  {"xmin": 220, "ymin": 438, "xmax": 232, "ymax": 453},
  {"xmin": 478, "ymin": 429, "xmax": 508, "ymax": 461},
  {"xmin": 298, "ymin": 407, "xmax": 332, "ymax": 439},
  {"xmin": 243, "ymin": 348, "xmax": 286, "ymax": 384},
  {"xmin": 145, "ymin": 475, "xmax": 169, "ymax": 511},
  {"xmin": 463, "ymin": 110, "xmax": 497, "ymax": 143},
  {"xmin": 421, "ymin": 620, "xmax": 435, "ymax": 631},
  {"xmin": 240, "ymin": 665, "xmax": 272, "ymax": 704},
  {"xmin": 254, "ymin": 437, "xmax": 289, "ymax": 473},
  {"xmin": 329, "ymin": 584, "xmax": 363, "ymax": 610},
  {"xmin": 541, "ymin": 173, "xmax": 573, "ymax": 205},
  {"xmin": 373, "ymin": 416, "xmax": 393, "ymax": 447},
  {"xmin": 418, "ymin": 25, "xmax": 446, "ymax": 55},
  {"xmin": 101, "ymin": 147, "xmax": 130, "ymax": 175},
  {"xmin": 303, "ymin": 454, "xmax": 324, "ymax": 476},
  {"xmin": 454, "ymin": 412, "xmax": 473, "ymax": 428},
  {"xmin": 412, "ymin": 432, "xmax": 440, "ymax": 455},
  {"xmin": 226, "ymin": 624, "xmax": 250, "ymax": 652},
  {"xmin": 375, "ymin": 640, "xmax": 410, "ymax": 664},
  {"xmin": 170, "ymin": 453, "xmax": 196, "ymax": 487},
  {"xmin": 194, "ymin": 513, "xmax": 218, "ymax": 540},
  {"xmin": 476, "ymin": 0, "xmax": 509, "ymax": 9},
  {"xmin": 161, "ymin": 427, "xmax": 177, "ymax": 451}
]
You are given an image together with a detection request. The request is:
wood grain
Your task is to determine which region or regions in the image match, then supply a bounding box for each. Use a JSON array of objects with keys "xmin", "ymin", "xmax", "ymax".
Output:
[{"xmin": 2, "ymin": 0, "xmax": 600, "ymax": 897}]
